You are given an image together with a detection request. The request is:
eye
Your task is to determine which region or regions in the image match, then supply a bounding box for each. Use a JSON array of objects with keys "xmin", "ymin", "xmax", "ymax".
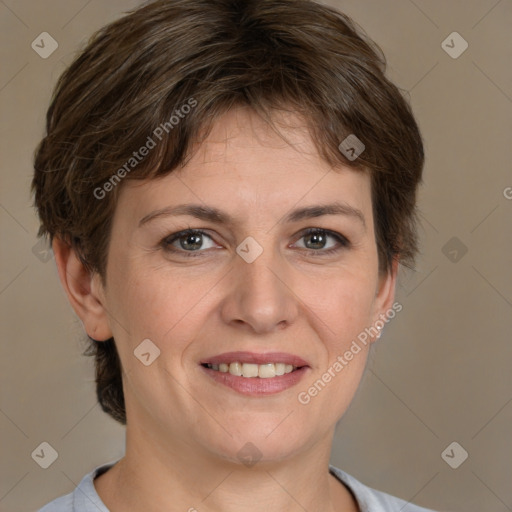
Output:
[
  {"xmin": 161, "ymin": 227, "xmax": 350, "ymax": 258},
  {"xmin": 292, "ymin": 228, "xmax": 350, "ymax": 256},
  {"xmin": 161, "ymin": 229, "xmax": 217, "ymax": 257}
]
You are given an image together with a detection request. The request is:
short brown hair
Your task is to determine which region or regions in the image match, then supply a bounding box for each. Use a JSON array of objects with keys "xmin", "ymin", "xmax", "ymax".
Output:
[{"xmin": 32, "ymin": 0, "xmax": 424, "ymax": 425}]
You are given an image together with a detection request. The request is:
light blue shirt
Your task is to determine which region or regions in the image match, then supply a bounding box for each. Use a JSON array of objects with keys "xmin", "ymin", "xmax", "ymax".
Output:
[{"xmin": 39, "ymin": 459, "xmax": 439, "ymax": 511}]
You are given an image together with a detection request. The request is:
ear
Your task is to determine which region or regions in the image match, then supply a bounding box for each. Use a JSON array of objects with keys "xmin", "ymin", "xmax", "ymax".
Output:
[
  {"xmin": 370, "ymin": 256, "xmax": 399, "ymax": 342},
  {"xmin": 52, "ymin": 237, "xmax": 113, "ymax": 341}
]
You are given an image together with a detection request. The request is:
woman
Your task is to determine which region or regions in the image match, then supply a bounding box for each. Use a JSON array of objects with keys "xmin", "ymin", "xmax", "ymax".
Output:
[{"xmin": 33, "ymin": 0, "xmax": 437, "ymax": 510}]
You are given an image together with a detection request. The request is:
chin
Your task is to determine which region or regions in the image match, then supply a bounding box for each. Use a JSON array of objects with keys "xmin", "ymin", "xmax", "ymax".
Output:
[{"xmin": 201, "ymin": 417, "xmax": 314, "ymax": 467}]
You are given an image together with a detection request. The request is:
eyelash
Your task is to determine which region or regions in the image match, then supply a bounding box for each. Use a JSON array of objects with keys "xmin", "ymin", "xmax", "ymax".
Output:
[{"xmin": 160, "ymin": 228, "xmax": 350, "ymax": 258}]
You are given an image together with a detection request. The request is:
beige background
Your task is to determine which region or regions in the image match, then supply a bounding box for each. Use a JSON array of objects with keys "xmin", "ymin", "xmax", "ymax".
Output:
[{"xmin": 1, "ymin": 1, "xmax": 511, "ymax": 511}]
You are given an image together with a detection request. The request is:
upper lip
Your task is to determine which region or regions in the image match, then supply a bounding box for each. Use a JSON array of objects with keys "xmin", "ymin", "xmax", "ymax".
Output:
[{"xmin": 200, "ymin": 351, "xmax": 310, "ymax": 367}]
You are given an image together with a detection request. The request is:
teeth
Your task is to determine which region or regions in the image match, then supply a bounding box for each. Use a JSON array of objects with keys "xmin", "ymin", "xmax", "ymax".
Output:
[
  {"xmin": 258, "ymin": 363, "xmax": 275, "ymax": 378},
  {"xmin": 206, "ymin": 362, "xmax": 298, "ymax": 378},
  {"xmin": 228, "ymin": 362, "xmax": 242, "ymax": 376},
  {"xmin": 242, "ymin": 363, "xmax": 259, "ymax": 378}
]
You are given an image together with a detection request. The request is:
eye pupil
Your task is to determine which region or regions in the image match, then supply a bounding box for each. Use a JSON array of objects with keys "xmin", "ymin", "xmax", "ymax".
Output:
[
  {"xmin": 181, "ymin": 233, "xmax": 202, "ymax": 250},
  {"xmin": 305, "ymin": 231, "xmax": 326, "ymax": 249}
]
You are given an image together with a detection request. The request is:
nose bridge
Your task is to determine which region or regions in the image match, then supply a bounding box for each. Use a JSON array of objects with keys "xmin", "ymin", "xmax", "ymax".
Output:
[{"xmin": 222, "ymin": 233, "xmax": 298, "ymax": 333}]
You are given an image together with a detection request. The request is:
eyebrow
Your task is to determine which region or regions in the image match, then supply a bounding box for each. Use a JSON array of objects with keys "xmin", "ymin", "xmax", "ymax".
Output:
[{"xmin": 138, "ymin": 201, "xmax": 366, "ymax": 230}]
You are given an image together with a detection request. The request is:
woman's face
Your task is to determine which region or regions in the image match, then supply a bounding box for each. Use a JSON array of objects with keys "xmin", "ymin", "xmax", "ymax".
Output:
[{"xmin": 96, "ymin": 107, "xmax": 396, "ymax": 464}]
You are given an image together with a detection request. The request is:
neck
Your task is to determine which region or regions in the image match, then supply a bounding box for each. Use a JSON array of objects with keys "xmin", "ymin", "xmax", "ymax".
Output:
[{"xmin": 94, "ymin": 422, "xmax": 358, "ymax": 512}]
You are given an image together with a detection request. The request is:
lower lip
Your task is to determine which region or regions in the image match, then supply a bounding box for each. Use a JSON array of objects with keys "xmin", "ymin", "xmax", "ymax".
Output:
[{"xmin": 200, "ymin": 365, "xmax": 310, "ymax": 396}]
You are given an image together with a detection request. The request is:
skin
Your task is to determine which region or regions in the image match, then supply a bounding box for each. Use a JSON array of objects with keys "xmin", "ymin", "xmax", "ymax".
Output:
[{"xmin": 53, "ymin": 106, "xmax": 398, "ymax": 512}]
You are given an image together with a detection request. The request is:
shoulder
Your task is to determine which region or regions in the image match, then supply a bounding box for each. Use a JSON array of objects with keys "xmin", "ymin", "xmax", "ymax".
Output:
[
  {"xmin": 329, "ymin": 465, "xmax": 439, "ymax": 512},
  {"xmin": 37, "ymin": 460, "xmax": 119, "ymax": 512},
  {"xmin": 38, "ymin": 492, "xmax": 73, "ymax": 511}
]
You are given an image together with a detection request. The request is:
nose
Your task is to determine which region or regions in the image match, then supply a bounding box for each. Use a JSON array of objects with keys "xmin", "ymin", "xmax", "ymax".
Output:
[{"xmin": 219, "ymin": 243, "xmax": 300, "ymax": 335}]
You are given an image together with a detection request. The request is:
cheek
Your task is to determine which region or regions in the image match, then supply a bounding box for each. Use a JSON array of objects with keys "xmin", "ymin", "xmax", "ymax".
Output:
[
  {"xmin": 115, "ymin": 274, "xmax": 185, "ymax": 339},
  {"xmin": 107, "ymin": 262, "xmax": 224, "ymax": 364},
  {"xmin": 102, "ymin": 256, "xmax": 173, "ymax": 355},
  {"xmin": 305, "ymin": 270, "xmax": 377, "ymax": 343},
  {"xmin": 294, "ymin": 275, "xmax": 376, "ymax": 419}
]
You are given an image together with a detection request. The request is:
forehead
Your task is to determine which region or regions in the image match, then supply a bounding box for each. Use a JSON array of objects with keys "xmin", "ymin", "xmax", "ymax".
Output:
[
  {"xmin": 190, "ymin": 107, "xmax": 319, "ymax": 166},
  {"xmin": 115, "ymin": 107, "xmax": 373, "ymax": 228}
]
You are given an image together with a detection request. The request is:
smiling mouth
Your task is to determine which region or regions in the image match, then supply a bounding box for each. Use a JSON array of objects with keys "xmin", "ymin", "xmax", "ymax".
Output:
[{"xmin": 201, "ymin": 362, "xmax": 303, "ymax": 378}]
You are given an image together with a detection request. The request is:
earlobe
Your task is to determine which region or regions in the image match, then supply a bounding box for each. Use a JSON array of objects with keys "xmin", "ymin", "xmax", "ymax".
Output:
[{"xmin": 52, "ymin": 237, "xmax": 113, "ymax": 341}]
